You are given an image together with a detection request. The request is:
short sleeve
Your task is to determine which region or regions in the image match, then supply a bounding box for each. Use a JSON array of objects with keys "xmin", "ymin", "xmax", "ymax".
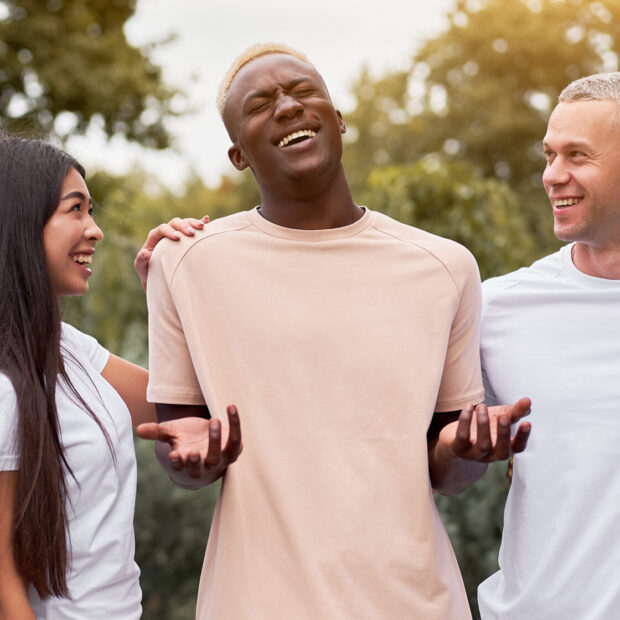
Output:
[
  {"xmin": 434, "ymin": 247, "xmax": 485, "ymax": 411},
  {"xmin": 146, "ymin": 244, "xmax": 205, "ymax": 405},
  {"xmin": 0, "ymin": 376, "xmax": 19, "ymax": 471},
  {"xmin": 61, "ymin": 323, "xmax": 110, "ymax": 373}
]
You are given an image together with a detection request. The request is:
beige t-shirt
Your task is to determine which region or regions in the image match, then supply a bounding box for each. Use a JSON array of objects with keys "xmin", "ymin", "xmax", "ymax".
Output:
[{"xmin": 147, "ymin": 207, "xmax": 484, "ymax": 619}]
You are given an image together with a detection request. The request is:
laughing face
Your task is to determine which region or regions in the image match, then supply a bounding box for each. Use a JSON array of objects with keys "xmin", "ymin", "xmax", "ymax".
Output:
[
  {"xmin": 43, "ymin": 166, "xmax": 103, "ymax": 297},
  {"xmin": 542, "ymin": 100, "xmax": 620, "ymax": 251},
  {"xmin": 223, "ymin": 53, "xmax": 346, "ymax": 195}
]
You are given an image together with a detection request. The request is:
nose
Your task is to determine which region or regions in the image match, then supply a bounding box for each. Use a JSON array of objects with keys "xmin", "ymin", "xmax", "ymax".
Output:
[
  {"xmin": 542, "ymin": 156, "xmax": 571, "ymax": 190},
  {"xmin": 85, "ymin": 217, "xmax": 104, "ymax": 242},
  {"xmin": 274, "ymin": 94, "xmax": 303, "ymax": 121}
]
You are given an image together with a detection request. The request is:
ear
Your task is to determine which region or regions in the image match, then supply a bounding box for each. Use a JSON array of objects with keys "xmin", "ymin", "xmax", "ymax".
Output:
[
  {"xmin": 228, "ymin": 145, "xmax": 249, "ymax": 171},
  {"xmin": 336, "ymin": 110, "xmax": 346, "ymax": 134}
]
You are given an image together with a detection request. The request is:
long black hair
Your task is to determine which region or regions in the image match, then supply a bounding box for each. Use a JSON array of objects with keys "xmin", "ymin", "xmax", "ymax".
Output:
[{"xmin": 0, "ymin": 134, "xmax": 101, "ymax": 598}]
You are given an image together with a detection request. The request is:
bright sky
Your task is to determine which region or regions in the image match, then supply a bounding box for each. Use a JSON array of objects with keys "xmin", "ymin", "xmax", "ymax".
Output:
[{"xmin": 67, "ymin": 0, "xmax": 455, "ymax": 191}]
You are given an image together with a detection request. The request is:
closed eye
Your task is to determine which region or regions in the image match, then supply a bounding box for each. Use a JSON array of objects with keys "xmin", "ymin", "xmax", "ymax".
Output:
[{"xmin": 247, "ymin": 100, "xmax": 271, "ymax": 114}]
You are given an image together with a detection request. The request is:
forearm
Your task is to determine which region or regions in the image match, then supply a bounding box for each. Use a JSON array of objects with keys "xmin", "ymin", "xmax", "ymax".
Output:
[
  {"xmin": 0, "ymin": 552, "xmax": 35, "ymax": 620},
  {"xmin": 0, "ymin": 582, "xmax": 35, "ymax": 620},
  {"xmin": 428, "ymin": 438, "xmax": 488, "ymax": 495}
]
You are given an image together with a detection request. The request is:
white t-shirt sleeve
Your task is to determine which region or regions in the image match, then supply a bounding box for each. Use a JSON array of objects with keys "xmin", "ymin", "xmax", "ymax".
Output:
[
  {"xmin": 61, "ymin": 323, "xmax": 110, "ymax": 373},
  {"xmin": 0, "ymin": 376, "xmax": 19, "ymax": 471}
]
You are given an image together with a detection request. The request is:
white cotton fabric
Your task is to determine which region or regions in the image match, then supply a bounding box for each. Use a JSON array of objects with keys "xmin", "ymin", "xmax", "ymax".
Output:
[
  {"xmin": 0, "ymin": 323, "xmax": 141, "ymax": 619},
  {"xmin": 478, "ymin": 244, "xmax": 620, "ymax": 619}
]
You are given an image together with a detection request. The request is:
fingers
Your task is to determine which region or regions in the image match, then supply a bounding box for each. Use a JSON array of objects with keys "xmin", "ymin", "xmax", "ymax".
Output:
[
  {"xmin": 508, "ymin": 397, "xmax": 532, "ymax": 423},
  {"xmin": 222, "ymin": 405, "xmax": 243, "ymax": 462},
  {"xmin": 475, "ymin": 404, "xmax": 492, "ymax": 455},
  {"xmin": 493, "ymin": 414, "xmax": 512, "ymax": 461},
  {"xmin": 205, "ymin": 419, "xmax": 223, "ymax": 467},
  {"xmin": 167, "ymin": 217, "xmax": 208, "ymax": 236},
  {"xmin": 451, "ymin": 404, "xmax": 474, "ymax": 455},
  {"xmin": 185, "ymin": 451, "xmax": 205, "ymax": 478},
  {"xmin": 511, "ymin": 421, "xmax": 531, "ymax": 454}
]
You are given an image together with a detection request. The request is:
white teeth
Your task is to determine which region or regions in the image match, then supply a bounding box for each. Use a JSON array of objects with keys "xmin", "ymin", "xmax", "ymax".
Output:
[
  {"xmin": 73, "ymin": 255, "xmax": 92, "ymax": 265},
  {"xmin": 278, "ymin": 129, "xmax": 317, "ymax": 147},
  {"xmin": 554, "ymin": 198, "xmax": 581, "ymax": 207}
]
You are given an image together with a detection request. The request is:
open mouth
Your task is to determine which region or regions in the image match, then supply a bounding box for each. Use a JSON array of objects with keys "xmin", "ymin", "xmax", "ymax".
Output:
[
  {"xmin": 278, "ymin": 129, "xmax": 317, "ymax": 148},
  {"xmin": 72, "ymin": 254, "xmax": 93, "ymax": 271},
  {"xmin": 553, "ymin": 198, "xmax": 582, "ymax": 209}
]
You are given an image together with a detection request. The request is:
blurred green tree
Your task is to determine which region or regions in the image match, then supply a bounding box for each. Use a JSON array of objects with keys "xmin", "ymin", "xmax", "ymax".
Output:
[
  {"xmin": 362, "ymin": 156, "xmax": 535, "ymax": 280},
  {"xmin": 343, "ymin": 0, "xmax": 620, "ymax": 251},
  {"xmin": 133, "ymin": 440, "xmax": 220, "ymax": 620},
  {"xmin": 0, "ymin": 0, "xmax": 175, "ymax": 146}
]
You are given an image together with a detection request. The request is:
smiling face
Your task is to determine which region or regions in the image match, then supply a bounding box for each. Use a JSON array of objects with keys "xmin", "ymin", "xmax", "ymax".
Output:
[
  {"xmin": 542, "ymin": 100, "xmax": 620, "ymax": 252},
  {"xmin": 223, "ymin": 53, "xmax": 346, "ymax": 196},
  {"xmin": 42, "ymin": 166, "xmax": 103, "ymax": 297}
]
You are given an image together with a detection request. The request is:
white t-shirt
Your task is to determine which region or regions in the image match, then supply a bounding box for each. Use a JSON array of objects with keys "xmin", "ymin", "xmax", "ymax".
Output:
[
  {"xmin": 0, "ymin": 323, "xmax": 141, "ymax": 619},
  {"xmin": 478, "ymin": 244, "xmax": 620, "ymax": 619}
]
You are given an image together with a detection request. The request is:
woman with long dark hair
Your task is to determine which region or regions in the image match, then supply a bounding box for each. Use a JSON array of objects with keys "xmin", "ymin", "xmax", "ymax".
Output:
[{"xmin": 0, "ymin": 135, "xmax": 208, "ymax": 618}]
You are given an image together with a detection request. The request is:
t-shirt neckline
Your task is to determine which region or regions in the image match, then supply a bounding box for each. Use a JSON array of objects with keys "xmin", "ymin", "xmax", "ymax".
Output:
[
  {"xmin": 562, "ymin": 243, "xmax": 620, "ymax": 288},
  {"xmin": 246, "ymin": 206, "xmax": 373, "ymax": 241}
]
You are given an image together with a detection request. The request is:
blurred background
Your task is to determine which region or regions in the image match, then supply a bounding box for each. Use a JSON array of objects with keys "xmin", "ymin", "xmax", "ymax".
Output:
[{"xmin": 2, "ymin": 0, "xmax": 619, "ymax": 617}]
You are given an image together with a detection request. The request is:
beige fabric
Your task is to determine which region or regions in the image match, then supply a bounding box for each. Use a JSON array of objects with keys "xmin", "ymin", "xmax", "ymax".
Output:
[{"xmin": 147, "ymin": 208, "xmax": 484, "ymax": 619}]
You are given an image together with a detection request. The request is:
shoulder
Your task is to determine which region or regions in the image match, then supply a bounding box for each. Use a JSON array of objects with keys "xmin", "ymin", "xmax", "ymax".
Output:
[
  {"xmin": 61, "ymin": 323, "xmax": 109, "ymax": 373},
  {"xmin": 151, "ymin": 210, "xmax": 254, "ymax": 267},
  {"xmin": 369, "ymin": 210, "xmax": 480, "ymax": 284},
  {"xmin": 482, "ymin": 247, "xmax": 566, "ymax": 305}
]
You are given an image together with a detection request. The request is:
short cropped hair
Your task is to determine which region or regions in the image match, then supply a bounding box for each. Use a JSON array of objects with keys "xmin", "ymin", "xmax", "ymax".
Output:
[
  {"xmin": 216, "ymin": 43, "xmax": 312, "ymax": 117},
  {"xmin": 559, "ymin": 72, "xmax": 620, "ymax": 104}
]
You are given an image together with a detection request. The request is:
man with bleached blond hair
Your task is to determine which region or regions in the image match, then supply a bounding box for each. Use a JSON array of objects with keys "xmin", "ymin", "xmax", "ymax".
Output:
[{"xmin": 140, "ymin": 43, "xmax": 530, "ymax": 619}]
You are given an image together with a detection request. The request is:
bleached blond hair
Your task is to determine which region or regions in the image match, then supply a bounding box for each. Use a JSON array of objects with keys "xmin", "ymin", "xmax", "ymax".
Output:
[{"xmin": 216, "ymin": 43, "xmax": 313, "ymax": 117}]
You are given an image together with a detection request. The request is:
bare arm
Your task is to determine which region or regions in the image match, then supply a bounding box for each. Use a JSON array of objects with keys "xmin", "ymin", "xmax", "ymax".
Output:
[
  {"xmin": 101, "ymin": 354, "xmax": 155, "ymax": 427},
  {"xmin": 0, "ymin": 472, "xmax": 36, "ymax": 620},
  {"xmin": 136, "ymin": 404, "xmax": 243, "ymax": 490},
  {"xmin": 428, "ymin": 397, "xmax": 531, "ymax": 495}
]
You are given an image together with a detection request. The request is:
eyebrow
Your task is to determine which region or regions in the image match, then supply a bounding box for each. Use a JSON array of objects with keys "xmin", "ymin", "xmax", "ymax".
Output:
[
  {"xmin": 244, "ymin": 78, "xmax": 313, "ymax": 104},
  {"xmin": 61, "ymin": 190, "xmax": 93, "ymax": 205},
  {"xmin": 543, "ymin": 139, "xmax": 589, "ymax": 149}
]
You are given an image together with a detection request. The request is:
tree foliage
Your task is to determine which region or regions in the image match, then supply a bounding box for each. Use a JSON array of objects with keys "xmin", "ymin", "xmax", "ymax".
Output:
[
  {"xmin": 0, "ymin": 0, "xmax": 175, "ymax": 146},
  {"xmin": 37, "ymin": 2, "xmax": 620, "ymax": 617},
  {"xmin": 343, "ymin": 0, "xmax": 620, "ymax": 251},
  {"xmin": 133, "ymin": 440, "xmax": 220, "ymax": 620},
  {"xmin": 362, "ymin": 157, "xmax": 535, "ymax": 280}
]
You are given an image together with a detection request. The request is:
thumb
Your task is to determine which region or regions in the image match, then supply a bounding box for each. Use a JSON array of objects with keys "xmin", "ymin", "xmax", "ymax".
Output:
[{"xmin": 136, "ymin": 422, "xmax": 168, "ymax": 441}]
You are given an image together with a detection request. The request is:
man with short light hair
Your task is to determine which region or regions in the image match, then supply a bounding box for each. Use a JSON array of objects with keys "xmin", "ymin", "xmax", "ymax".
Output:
[
  {"xmin": 141, "ymin": 43, "xmax": 530, "ymax": 620},
  {"xmin": 478, "ymin": 72, "xmax": 620, "ymax": 619}
]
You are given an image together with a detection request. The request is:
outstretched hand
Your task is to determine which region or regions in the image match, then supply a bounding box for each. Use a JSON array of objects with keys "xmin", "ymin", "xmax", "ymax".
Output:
[
  {"xmin": 134, "ymin": 215, "xmax": 209, "ymax": 291},
  {"xmin": 440, "ymin": 397, "xmax": 531, "ymax": 463},
  {"xmin": 136, "ymin": 405, "xmax": 242, "ymax": 483}
]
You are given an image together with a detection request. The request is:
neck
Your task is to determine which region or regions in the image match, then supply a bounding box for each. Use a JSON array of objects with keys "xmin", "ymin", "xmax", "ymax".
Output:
[
  {"xmin": 572, "ymin": 242, "xmax": 620, "ymax": 279},
  {"xmin": 257, "ymin": 168, "xmax": 362, "ymax": 230}
]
